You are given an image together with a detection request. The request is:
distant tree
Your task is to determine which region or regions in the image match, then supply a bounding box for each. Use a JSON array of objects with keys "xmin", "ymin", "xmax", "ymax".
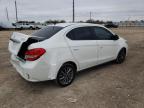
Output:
[
  {"xmin": 95, "ymin": 20, "xmax": 105, "ymax": 24},
  {"xmin": 45, "ymin": 20, "xmax": 66, "ymax": 24},
  {"xmin": 86, "ymin": 19, "xmax": 95, "ymax": 23},
  {"xmin": 86, "ymin": 19, "xmax": 105, "ymax": 24},
  {"xmin": 140, "ymin": 20, "xmax": 144, "ymax": 23},
  {"xmin": 17, "ymin": 21, "xmax": 35, "ymax": 24},
  {"xmin": 60, "ymin": 20, "xmax": 66, "ymax": 23},
  {"xmin": 78, "ymin": 21, "xmax": 84, "ymax": 23}
]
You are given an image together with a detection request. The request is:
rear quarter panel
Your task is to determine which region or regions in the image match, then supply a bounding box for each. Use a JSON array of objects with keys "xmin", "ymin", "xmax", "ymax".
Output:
[{"xmin": 28, "ymin": 31, "xmax": 79, "ymax": 79}]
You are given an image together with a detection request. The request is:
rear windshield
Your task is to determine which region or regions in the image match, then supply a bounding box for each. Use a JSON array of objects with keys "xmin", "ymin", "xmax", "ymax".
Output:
[{"xmin": 31, "ymin": 26, "xmax": 63, "ymax": 39}]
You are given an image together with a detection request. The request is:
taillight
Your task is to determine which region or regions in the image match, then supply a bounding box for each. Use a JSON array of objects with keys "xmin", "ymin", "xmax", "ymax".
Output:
[{"xmin": 25, "ymin": 48, "xmax": 46, "ymax": 61}]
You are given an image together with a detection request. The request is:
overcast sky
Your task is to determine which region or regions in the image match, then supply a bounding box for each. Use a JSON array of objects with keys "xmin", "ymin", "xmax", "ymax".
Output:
[{"xmin": 0, "ymin": 0, "xmax": 144, "ymax": 22}]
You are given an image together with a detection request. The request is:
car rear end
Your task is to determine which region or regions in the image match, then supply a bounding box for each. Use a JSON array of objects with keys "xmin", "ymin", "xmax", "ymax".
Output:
[
  {"xmin": 8, "ymin": 26, "xmax": 64, "ymax": 82},
  {"xmin": 9, "ymin": 32, "xmax": 49, "ymax": 81}
]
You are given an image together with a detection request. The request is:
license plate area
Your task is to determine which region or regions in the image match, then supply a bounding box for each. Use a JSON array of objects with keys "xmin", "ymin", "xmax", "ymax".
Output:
[{"xmin": 16, "ymin": 56, "xmax": 25, "ymax": 63}]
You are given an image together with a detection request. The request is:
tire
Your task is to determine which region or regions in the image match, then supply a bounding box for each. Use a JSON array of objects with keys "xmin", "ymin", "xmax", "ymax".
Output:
[
  {"xmin": 56, "ymin": 63, "xmax": 76, "ymax": 87},
  {"xmin": 36, "ymin": 27, "xmax": 39, "ymax": 29},
  {"xmin": 20, "ymin": 27, "xmax": 23, "ymax": 30},
  {"xmin": 30, "ymin": 26, "xmax": 33, "ymax": 30},
  {"xmin": 116, "ymin": 49, "xmax": 126, "ymax": 64}
]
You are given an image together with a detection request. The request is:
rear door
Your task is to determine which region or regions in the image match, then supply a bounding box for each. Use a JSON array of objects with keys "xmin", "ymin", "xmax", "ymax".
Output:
[
  {"xmin": 66, "ymin": 27, "xmax": 98, "ymax": 70},
  {"xmin": 93, "ymin": 27, "xmax": 119, "ymax": 64}
]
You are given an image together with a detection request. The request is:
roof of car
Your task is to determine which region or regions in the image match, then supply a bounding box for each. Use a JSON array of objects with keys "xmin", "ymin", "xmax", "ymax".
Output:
[{"xmin": 52, "ymin": 23, "xmax": 104, "ymax": 28}]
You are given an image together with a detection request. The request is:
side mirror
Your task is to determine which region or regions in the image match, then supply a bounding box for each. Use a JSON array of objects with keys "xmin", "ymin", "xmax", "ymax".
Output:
[{"xmin": 111, "ymin": 34, "xmax": 119, "ymax": 40}]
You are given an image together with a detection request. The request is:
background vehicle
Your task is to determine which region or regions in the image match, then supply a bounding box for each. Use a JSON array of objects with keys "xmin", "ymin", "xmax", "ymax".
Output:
[
  {"xmin": 105, "ymin": 21, "xmax": 119, "ymax": 28},
  {"xmin": 0, "ymin": 26, "xmax": 5, "ymax": 30},
  {"xmin": 8, "ymin": 23, "xmax": 128, "ymax": 86},
  {"xmin": 13, "ymin": 21, "xmax": 43, "ymax": 30}
]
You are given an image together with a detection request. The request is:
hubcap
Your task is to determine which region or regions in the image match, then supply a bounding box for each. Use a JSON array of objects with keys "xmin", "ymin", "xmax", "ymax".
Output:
[{"xmin": 59, "ymin": 66, "xmax": 74, "ymax": 85}]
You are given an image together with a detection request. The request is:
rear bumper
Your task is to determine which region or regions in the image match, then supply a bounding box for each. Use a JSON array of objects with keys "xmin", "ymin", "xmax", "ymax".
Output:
[
  {"xmin": 10, "ymin": 55, "xmax": 57, "ymax": 82},
  {"xmin": 10, "ymin": 60, "xmax": 39, "ymax": 82}
]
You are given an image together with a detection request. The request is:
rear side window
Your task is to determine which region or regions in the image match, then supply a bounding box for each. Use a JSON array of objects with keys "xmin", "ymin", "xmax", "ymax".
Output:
[
  {"xmin": 66, "ymin": 27, "xmax": 95, "ymax": 40},
  {"xmin": 32, "ymin": 26, "xmax": 63, "ymax": 39},
  {"xmin": 93, "ymin": 27, "xmax": 113, "ymax": 40}
]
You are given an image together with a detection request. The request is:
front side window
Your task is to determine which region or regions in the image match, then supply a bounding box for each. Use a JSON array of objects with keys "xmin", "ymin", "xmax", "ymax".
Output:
[
  {"xmin": 66, "ymin": 27, "xmax": 95, "ymax": 40},
  {"xmin": 93, "ymin": 27, "xmax": 113, "ymax": 40}
]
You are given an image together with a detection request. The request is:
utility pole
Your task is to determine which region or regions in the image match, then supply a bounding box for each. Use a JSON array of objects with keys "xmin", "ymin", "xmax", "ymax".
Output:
[
  {"xmin": 90, "ymin": 12, "xmax": 92, "ymax": 20},
  {"xmin": 6, "ymin": 7, "xmax": 9, "ymax": 21},
  {"xmin": 15, "ymin": 0, "xmax": 18, "ymax": 22},
  {"xmin": 72, "ymin": 0, "xmax": 75, "ymax": 22}
]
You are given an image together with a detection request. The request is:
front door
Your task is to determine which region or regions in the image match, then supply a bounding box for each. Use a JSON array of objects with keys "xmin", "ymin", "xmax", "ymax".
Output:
[{"xmin": 92, "ymin": 27, "xmax": 119, "ymax": 64}]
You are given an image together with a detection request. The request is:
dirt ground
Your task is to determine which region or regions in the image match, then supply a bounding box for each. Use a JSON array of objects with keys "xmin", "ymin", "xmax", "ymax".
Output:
[{"xmin": 0, "ymin": 27, "xmax": 144, "ymax": 108}]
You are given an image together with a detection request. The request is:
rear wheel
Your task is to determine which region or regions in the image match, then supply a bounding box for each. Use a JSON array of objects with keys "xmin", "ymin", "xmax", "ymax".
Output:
[
  {"xmin": 36, "ymin": 27, "xmax": 39, "ymax": 29},
  {"xmin": 56, "ymin": 63, "xmax": 76, "ymax": 87},
  {"xmin": 30, "ymin": 26, "xmax": 33, "ymax": 30},
  {"xmin": 20, "ymin": 27, "xmax": 23, "ymax": 30},
  {"xmin": 116, "ymin": 49, "xmax": 126, "ymax": 64}
]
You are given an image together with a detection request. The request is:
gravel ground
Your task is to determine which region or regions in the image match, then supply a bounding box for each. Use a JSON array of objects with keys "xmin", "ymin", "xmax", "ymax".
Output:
[{"xmin": 0, "ymin": 27, "xmax": 144, "ymax": 108}]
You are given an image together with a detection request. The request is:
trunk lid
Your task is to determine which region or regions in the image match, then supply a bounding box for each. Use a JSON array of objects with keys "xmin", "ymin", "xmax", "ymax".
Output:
[
  {"xmin": 9, "ymin": 32, "xmax": 29, "ymax": 56},
  {"xmin": 9, "ymin": 32, "xmax": 43, "ymax": 60}
]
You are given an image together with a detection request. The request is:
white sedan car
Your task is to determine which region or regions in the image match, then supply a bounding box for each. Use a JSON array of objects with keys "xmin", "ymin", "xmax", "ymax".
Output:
[{"xmin": 8, "ymin": 23, "xmax": 128, "ymax": 86}]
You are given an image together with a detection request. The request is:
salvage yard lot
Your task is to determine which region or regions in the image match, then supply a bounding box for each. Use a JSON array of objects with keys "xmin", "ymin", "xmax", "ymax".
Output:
[{"xmin": 0, "ymin": 27, "xmax": 144, "ymax": 108}]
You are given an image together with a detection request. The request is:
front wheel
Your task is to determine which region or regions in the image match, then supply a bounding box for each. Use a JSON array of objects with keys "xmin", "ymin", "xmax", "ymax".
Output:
[
  {"xmin": 56, "ymin": 63, "xmax": 76, "ymax": 87},
  {"xmin": 115, "ymin": 49, "xmax": 126, "ymax": 64}
]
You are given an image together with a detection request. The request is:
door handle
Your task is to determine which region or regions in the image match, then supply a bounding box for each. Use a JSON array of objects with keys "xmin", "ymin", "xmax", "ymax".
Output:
[
  {"xmin": 73, "ymin": 49, "xmax": 79, "ymax": 51},
  {"xmin": 100, "ymin": 46, "xmax": 103, "ymax": 49}
]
